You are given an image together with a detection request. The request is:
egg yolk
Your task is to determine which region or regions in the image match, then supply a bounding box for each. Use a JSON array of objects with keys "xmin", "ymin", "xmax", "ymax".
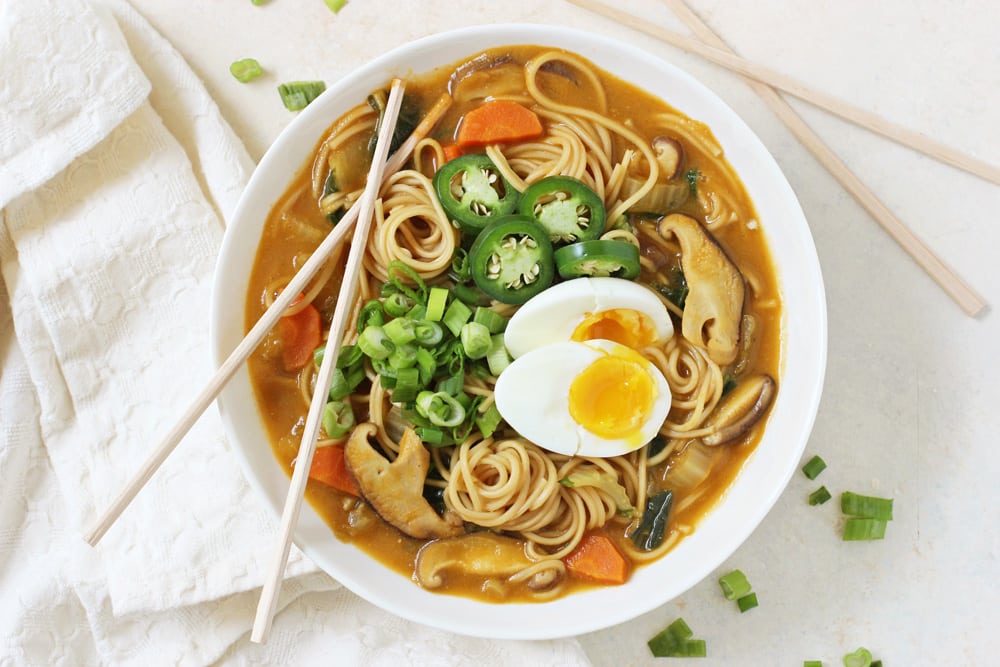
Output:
[
  {"xmin": 571, "ymin": 309, "xmax": 659, "ymax": 349},
  {"xmin": 568, "ymin": 349, "xmax": 656, "ymax": 443}
]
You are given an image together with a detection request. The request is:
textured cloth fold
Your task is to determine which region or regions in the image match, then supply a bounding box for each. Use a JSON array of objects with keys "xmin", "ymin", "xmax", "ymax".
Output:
[{"xmin": 0, "ymin": 0, "xmax": 590, "ymax": 663}]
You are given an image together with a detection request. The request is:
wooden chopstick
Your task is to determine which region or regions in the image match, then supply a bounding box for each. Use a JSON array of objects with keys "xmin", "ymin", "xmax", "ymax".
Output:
[
  {"xmin": 567, "ymin": 0, "xmax": 1000, "ymax": 188},
  {"xmin": 569, "ymin": 0, "xmax": 986, "ymax": 317},
  {"xmin": 83, "ymin": 90, "xmax": 453, "ymax": 548},
  {"xmin": 250, "ymin": 79, "xmax": 407, "ymax": 645},
  {"xmin": 655, "ymin": 0, "xmax": 985, "ymax": 317}
]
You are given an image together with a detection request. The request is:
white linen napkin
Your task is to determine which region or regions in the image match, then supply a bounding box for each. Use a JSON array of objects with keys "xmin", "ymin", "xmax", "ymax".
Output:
[{"xmin": 0, "ymin": 0, "xmax": 591, "ymax": 663}]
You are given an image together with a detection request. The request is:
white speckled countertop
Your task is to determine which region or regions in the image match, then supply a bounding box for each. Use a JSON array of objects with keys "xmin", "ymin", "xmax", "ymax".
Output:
[{"xmin": 15, "ymin": 0, "xmax": 1000, "ymax": 663}]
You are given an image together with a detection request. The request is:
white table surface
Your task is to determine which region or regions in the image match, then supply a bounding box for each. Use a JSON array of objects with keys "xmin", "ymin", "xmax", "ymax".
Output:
[{"xmin": 127, "ymin": 0, "xmax": 1000, "ymax": 664}]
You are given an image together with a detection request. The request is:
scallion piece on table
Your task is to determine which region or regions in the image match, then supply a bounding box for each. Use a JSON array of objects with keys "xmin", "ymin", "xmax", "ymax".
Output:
[
  {"xmin": 802, "ymin": 454, "xmax": 827, "ymax": 480},
  {"xmin": 736, "ymin": 592, "xmax": 758, "ymax": 613},
  {"xmin": 841, "ymin": 491, "xmax": 893, "ymax": 520},
  {"xmin": 278, "ymin": 81, "xmax": 326, "ymax": 111},
  {"xmin": 230, "ymin": 58, "xmax": 263, "ymax": 83},
  {"xmin": 809, "ymin": 486, "xmax": 832, "ymax": 505},
  {"xmin": 870, "ymin": 661, "xmax": 882, "ymax": 667},
  {"xmin": 842, "ymin": 518, "xmax": 887, "ymax": 541},
  {"xmin": 842, "ymin": 647, "xmax": 873, "ymax": 667},
  {"xmin": 647, "ymin": 617, "xmax": 707, "ymax": 658},
  {"xmin": 803, "ymin": 661, "xmax": 823, "ymax": 667},
  {"xmin": 323, "ymin": 0, "xmax": 348, "ymax": 13},
  {"xmin": 718, "ymin": 569, "xmax": 751, "ymax": 600}
]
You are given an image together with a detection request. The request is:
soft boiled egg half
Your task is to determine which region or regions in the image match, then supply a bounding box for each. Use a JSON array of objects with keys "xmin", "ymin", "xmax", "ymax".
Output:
[
  {"xmin": 494, "ymin": 278, "xmax": 674, "ymax": 458},
  {"xmin": 503, "ymin": 277, "xmax": 674, "ymax": 358}
]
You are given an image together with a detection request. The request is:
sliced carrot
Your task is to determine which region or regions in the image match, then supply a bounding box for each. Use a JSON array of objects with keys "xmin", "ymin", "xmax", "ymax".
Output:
[
  {"xmin": 441, "ymin": 143, "xmax": 464, "ymax": 163},
  {"xmin": 455, "ymin": 100, "xmax": 543, "ymax": 148},
  {"xmin": 563, "ymin": 531, "xmax": 630, "ymax": 585},
  {"xmin": 278, "ymin": 300, "xmax": 321, "ymax": 372},
  {"xmin": 309, "ymin": 444, "xmax": 359, "ymax": 496}
]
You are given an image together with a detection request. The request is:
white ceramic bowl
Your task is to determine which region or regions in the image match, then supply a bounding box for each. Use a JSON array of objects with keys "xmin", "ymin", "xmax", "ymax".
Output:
[{"xmin": 211, "ymin": 24, "xmax": 827, "ymax": 640}]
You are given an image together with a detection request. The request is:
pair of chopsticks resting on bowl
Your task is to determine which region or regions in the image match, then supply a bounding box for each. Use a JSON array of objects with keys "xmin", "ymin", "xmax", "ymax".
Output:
[{"xmin": 570, "ymin": 0, "xmax": 991, "ymax": 318}]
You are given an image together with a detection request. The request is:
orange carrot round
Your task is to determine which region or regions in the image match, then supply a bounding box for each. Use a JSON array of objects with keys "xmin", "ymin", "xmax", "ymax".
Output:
[{"xmin": 455, "ymin": 100, "xmax": 543, "ymax": 148}]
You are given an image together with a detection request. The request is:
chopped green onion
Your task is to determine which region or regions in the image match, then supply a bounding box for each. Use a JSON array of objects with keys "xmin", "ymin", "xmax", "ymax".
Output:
[
  {"xmin": 475, "ymin": 403, "xmax": 503, "ymax": 438},
  {"xmin": 804, "ymin": 661, "xmax": 823, "ymax": 667},
  {"xmin": 417, "ymin": 426, "xmax": 445, "ymax": 446},
  {"xmin": 386, "ymin": 261, "xmax": 427, "ymax": 304},
  {"xmin": 323, "ymin": 0, "xmax": 348, "ymax": 13},
  {"xmin": 383, "ymin": 317, "xmax": 416, "ymax": 346},
  {"xmin": 647, "ymin": 618, "xmax": 706, "ymax": 658},
  {"xmin": 809, "ymin": 486, "xmax": 832, "ymax": 505},
  {"xmin": 415, "ymin": 347, "xmax": 436, "ymax": 385},
  {"xmin": 357, "ymin": 299, "xmax": 384, "ymax": 333},
  {"xmin": 426, "ymin": 287, "xmax": 449, "ymax": 322},
  {"xmin": 336, "ymin": 344, "xmax": 363, "ymax": 369},
  {"xmin": 486, "ymin": 334, "xmax": 511, "ymax": 376},
  {"xmin": 321, "ymin": 400, "xmax": 354, "ymax": 439},
  {"xmin": 460, "ymin": 322, "xmax": 492, "ymax": 360},
  {"xmin": 357, "ymin": 325, "xmax": 393, "ymax": 359},
  {"xmin": 842, "ymin": 647, "xmax": 873, "ymax": 667},
  {"xmin": 736, "ymin": 592, "xmax": 758, "ymax": 613},
  {"xmin": 383, "ymin": 292, "xmax": 413, "ymax": 317},
  {"xmin": 251, "ymin": 0, "xmax": 267, "ymax": 5},
  {"xmin": 802, "ymin": 455, "xmax": 827, "ymax": 480},
  {"xmin": 841, "ymin": 492, "xmax": 893, "ymax": 520},
  {"xmin": 278, "ymin": 81, "xmax": 326, "ymax": 111},
  {"xmin": 718, "ymin": 569, "xmax": 751, "ymax": 600},
  {"xmin": 415, "ymin": 391, "xmax": 466, "ymax": 428},
  {"xmin": 451, "ymin": 282, "xmax": 481, "ymax": 305},
  {"xmin": 870, "ymin": 661, "xmax": 882, "ymax": 667},
  {"xmin": 442, "ymin": 299, "xmax": 473, "ymax": 337},
  {"xmin": 406, "ymin": 304, "xmax": 426, "ymax": 322},
  {"xmin": 685, "ymin": 168, "xmax": 700, "ymax": 196},
  {"xmin": 472, "ymin": 306, "xmax": 507, "ymax": 334},
  {"xmin": 388, "ymin": 342, "xmax": 418, "ymax": 370},
  {"xmin": 230, "ymin": 58, "xmax": 263, "ymax": 83},
  {"xmin": 436, "ymin": 374, "xmax": 464, "ymax": 397},
  {"xmin": 328, "ymin": 366, "xmax": 364, "ymax": 401},
  {"xmin": 390, "ymin": 367, "xmax": 420, "ymax": 403},
  {"xmin": 450, "ymin": 248, "xmax": 471, "ymax": 282},
  {"xmin": 413, "ymin": 321, "xmax": 444, "ymax": 347},
  {"xmin": 842, "ymin": 518, "xmax": 888, "ymax": 541}
]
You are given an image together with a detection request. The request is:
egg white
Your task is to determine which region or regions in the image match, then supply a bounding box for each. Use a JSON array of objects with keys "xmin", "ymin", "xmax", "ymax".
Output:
[
  {"xmin": 503, "ymin": 277, "xmax": 673, "ymax": 359},
  {"xmin": 494, "ymin": 339, "xmax": 672, "ymax": 458}
]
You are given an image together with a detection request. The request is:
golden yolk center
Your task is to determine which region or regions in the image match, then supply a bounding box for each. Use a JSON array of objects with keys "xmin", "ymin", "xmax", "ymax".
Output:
[
  {"xmin": 568, "ymin": 352, "xmax": 656, "ymax": 441},
  {"xmin": 571, "ymin": 309, "xmax": 658, "ymax": 349}
]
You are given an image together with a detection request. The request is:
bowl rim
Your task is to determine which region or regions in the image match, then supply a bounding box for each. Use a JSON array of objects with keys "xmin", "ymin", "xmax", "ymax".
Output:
[{"xmin": 210, "ymin": 22, "xmax": 827, "ymax": 640}]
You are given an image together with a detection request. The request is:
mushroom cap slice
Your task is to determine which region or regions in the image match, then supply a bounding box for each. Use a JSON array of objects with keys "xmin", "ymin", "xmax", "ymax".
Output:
[
  {"xmin": 658, "ymin": 213, "xmax": 745, "ymax": 365},
  {"xmin": 414, "ymin": 532, "xmax": 533, "ymax": 589},
  {"xmin": 701, "ymin": 374, "xmax": 776, "ymax": 446},
  {"xmin": 344, "ymin": 423, "xmax": 463, "ymax": 539}
]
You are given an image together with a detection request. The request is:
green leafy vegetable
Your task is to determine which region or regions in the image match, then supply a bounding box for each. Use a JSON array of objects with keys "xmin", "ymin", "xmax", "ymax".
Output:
[
  {"xmin": 559, "ymin": 470, "xmax": 636, "ymax": 517},
  {"xmin": 654, "ymin": 269, "xmax": 689, "ymax": 310},
  {"xmin": 631, "ymin": 490, "xmax": 673, "ymax": 550}
]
